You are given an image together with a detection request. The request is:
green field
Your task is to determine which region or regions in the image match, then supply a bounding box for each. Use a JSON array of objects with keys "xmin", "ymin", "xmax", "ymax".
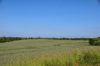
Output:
[{"xmin": 0, "ymin": 39, "xmax": 100, "ymax": 66}]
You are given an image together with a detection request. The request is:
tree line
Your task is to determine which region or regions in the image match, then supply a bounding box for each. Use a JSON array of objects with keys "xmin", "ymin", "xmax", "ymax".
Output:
[{"xmin": 0, "ymin": 37, "xmax": 95, "ymax": 43}]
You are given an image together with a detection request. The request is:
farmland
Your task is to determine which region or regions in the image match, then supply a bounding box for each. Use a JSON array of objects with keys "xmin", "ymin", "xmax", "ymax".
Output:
[{"xmin": 0, "ymin": 39, "xmax": 100, "ymax": 66}]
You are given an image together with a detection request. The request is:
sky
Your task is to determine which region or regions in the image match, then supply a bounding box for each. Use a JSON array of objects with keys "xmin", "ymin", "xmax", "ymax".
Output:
[{"xmin": 0, "ymin": 0, "xmax": 100, "ymax": 38}]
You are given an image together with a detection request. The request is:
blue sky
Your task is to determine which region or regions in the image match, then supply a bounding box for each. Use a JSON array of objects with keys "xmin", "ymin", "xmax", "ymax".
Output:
[{"xmin": 0, "ymin": 0, "xmax": 100, "ymax": 38}]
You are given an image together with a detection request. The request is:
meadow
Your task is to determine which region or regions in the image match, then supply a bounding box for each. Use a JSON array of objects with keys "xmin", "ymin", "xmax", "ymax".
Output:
[{"xmin": 0, "ymin": 39, "xmax": 100, "ymax": 66}]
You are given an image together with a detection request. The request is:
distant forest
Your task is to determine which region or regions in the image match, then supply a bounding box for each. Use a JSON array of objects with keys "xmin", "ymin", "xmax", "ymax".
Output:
[{"xmin": 0, "ymin": 37, "xmax": 98, "ymax": 43}]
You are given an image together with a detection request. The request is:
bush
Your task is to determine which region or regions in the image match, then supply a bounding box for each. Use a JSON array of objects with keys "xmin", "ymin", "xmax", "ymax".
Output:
[
  {"xmin": 89, "ymin": 39, "xmax": 95, "ymax": 45},
  {"xmin": 89, "ymin": 39, "xmax": 100, "ymax": 46}
]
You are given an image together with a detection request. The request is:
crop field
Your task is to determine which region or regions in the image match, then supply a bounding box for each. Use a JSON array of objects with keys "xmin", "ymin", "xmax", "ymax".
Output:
[{"xmin": 0, "ymin": 39, "xmax": 100, "ymax": 66}]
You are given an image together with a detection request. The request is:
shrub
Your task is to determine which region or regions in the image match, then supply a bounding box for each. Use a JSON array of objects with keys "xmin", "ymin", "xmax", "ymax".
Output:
[
  {"xmin": 89, "ymin": 39, "xmax": 95, "ymax": 45},
  {"xmin": 89, "ymin": 38, "xmax": 100, "ymax": 46}
]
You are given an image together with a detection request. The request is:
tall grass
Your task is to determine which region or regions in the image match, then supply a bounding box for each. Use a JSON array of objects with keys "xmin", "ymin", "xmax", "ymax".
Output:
[
  {"xmin": 0, "ymin": 49, "xmax": 100, "ymax": 66},
  {"xmin": 43, "ymin": 50, "xmax": 100, "ymax": 66}
]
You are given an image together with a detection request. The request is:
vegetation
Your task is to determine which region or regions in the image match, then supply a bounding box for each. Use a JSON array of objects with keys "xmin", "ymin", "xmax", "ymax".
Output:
[
  {"xmin": 0, "ymin": 39, "xmax": 100, "ymax": 66},
  {"xmin": 0, "ymin": 37, "xmax": 92, "ymax": 43},
  {"xmin": 89, "ymin": 38, "xmax": 100, "ymax": 46},
  {"xmin": 89, "ymin": 39, "xmax": 95, "ymax": 45},
  {"xmin": 43, "ymin": 51, "xmax": 100, "ymax": 66},
  {"xmin": 0, "ymin": 37, "xmax": 22, "ymax": 43}
]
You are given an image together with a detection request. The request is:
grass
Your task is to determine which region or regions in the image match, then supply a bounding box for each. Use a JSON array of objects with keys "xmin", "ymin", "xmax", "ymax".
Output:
[{"xmin": 0, "ymin": 39, "xmax": 100, "ymax": 66}]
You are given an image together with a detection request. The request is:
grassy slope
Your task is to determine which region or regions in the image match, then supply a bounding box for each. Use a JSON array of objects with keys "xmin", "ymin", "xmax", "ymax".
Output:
[{"xmin": 0, "ymin": 39, "xmax": 100, "ymax": 66}]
